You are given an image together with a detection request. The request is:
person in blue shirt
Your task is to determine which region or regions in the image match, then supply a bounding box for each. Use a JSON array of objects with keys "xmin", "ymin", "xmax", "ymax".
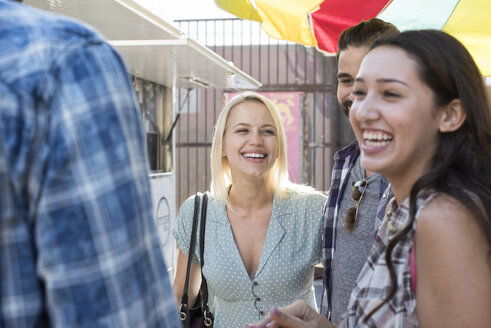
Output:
[{"xmin": 0, "ymin": 0, "xmax": 180, "ymax": 326}]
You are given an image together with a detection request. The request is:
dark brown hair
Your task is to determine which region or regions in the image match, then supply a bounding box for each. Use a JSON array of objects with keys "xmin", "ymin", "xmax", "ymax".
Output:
[{"xmin": 337, "ymin": 18, "xmax": 399, "ymax": 61}]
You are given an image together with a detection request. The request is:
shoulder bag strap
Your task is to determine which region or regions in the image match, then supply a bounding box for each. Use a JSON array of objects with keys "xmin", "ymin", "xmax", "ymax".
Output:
[
  {"xmin": 198, "ymin": 192, "xmax": 214, "ymax": 327},
  {"xmin": 179, "ymin": 192, "xmax": 201, "ymax": 320}
]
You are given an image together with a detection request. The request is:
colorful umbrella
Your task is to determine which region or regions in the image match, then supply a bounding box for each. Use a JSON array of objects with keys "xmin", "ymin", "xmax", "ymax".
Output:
[{"xmin": 215, "ymin": 0, "xmax": 491, "ymax": 76}]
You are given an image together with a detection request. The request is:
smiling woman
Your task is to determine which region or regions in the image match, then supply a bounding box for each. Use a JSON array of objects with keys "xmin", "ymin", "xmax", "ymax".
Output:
[
  {"xmin": 246, "ymin": 30, "xmax": 491, "ymax": 328},
  {"xmin": 211, "ymin": 92, "xmax": 292, "ymax": 202},
  {"xmin": 172, "ymin": 91, "xmax": 327, "ymax": 328},
  {"xmin": 344, "ymin": 29, "xmax": 491, "ymax": 327}
]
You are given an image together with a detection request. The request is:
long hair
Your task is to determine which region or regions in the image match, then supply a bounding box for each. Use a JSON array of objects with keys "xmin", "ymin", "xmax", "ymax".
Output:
[
  {"xmin": 364, "ymin": 30, "xmax": 491, "ymax": 321},
  {"xmin": 210, "ymin": 92, "xmax": 303, "ymax": 206}
]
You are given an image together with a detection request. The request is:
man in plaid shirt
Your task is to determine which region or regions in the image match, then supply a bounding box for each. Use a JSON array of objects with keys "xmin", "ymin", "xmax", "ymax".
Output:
[
  {"xmin": 0, "ymin": 0, "xmax": 180, "ymax": 326},
  {"xmin": 320, "ymin": 19, "xmax": 398, "ymax": 324}
]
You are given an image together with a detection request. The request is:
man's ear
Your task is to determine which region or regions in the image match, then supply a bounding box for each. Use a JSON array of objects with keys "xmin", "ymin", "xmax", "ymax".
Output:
[{"xmin": 438, "ymin": 99, "xmax": 466, "ymax": 133}]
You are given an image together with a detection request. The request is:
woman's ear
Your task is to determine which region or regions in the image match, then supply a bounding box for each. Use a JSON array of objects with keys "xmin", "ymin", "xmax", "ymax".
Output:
[{"xmin": 438, "ymin": 99, "xmax": 466, "ymax": 133}]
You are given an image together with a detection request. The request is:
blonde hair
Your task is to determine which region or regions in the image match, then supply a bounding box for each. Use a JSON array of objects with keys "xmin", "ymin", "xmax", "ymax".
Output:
[{"xmin": 210, "ymin": 91, "xmax": 306, "ymax": 205}]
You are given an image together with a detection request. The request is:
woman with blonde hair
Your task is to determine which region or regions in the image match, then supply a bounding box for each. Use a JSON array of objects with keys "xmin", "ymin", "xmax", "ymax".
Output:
[{"xmin": 173, "ymin": 91, "xmax": 327, "ymax": 327}]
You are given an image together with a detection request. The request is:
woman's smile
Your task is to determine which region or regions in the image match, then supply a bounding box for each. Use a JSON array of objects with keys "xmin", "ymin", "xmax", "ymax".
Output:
[
  {"xmin": 361, "ymin": 129, "xmax": 393, "ymax": 154},
  {"xmin": 242, "ymin": 151, "xmax": 268, "ymax": 161}
]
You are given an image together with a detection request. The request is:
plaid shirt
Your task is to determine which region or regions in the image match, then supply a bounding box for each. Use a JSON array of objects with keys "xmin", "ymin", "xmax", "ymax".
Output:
[
  {"xmin": 341, "ymin": 190, "xmax": 438, "ymax": 327},
  {"xmin": 320, "ymin": 141, "xmax": 391, "ymax": 318},
  {"xmin": 0, "ymin": 1, "xmax": 179, "ymax": 327}
]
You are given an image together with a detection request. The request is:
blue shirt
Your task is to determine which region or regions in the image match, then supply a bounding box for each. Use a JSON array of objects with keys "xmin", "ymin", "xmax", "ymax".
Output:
[
  {"xmin": 0, "ymin": 1, "xmax": 180, "ymax": 327},
  {"xmin": 320, "ymin": 141, "xmax": 391, "ymax": 319},
  {"xmin": 173, "ymin": 190, "xmax": 327, "ymax": 328}
]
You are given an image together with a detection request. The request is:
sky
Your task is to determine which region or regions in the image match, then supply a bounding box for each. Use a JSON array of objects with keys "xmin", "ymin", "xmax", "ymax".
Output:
[
  {"xmin": 160, "ymin": 0, "xmax": 234, "ymax": 21},
  {"xmin": 135, "ymin": 0, "xmax": 269, "ymax": 46}
]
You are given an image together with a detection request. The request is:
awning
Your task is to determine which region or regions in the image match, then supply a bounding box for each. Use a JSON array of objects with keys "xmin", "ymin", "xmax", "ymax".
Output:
[
  {"xmin": 24, "ymin": 0, "xmax": 261, "ymax": 90},
  {"xmin": 216, "ymin": 0, "xmax": 491, "ymax": 77}
]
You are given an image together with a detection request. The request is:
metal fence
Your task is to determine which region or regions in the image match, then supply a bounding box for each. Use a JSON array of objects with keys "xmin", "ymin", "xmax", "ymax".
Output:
[{"xmin": 174, "ymin": 18, "xmax": 354, "ymax": 207}]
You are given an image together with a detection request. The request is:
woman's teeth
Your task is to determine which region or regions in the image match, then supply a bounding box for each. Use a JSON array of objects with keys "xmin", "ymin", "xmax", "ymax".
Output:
[
  {"xmin": 363, "ymin": 132, "xmax": 393, "ymax": 147},
  {"xmin": 243, "ymin": 153, "xmax": 266, "ymax": 158}
]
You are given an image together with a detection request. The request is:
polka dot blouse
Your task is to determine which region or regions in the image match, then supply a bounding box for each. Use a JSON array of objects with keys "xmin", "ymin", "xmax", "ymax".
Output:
[{"xmin": 173, "ymin": 190, "xmax": 327, "ymax": 328}]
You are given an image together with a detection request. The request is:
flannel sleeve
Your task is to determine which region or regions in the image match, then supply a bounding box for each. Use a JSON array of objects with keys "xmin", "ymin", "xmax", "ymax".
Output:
[{"xmin": 30, "ymin": 41, "xmax": 179, "ymax": 327}]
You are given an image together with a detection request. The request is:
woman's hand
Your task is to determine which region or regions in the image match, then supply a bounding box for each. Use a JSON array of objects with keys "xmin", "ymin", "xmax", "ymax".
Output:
[{"xmin": 245, "ymin": 300, "xmax": 336, "ymax": 328}]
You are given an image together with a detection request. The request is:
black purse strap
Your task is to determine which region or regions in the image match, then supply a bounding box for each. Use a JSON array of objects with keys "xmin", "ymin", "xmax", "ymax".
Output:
[
  {"xmin": 198, "ymin": 192, "xmax": 213, "ymax": 326},
  {"xmin": 179, "ymin": 192, "xmax": 201, "ymax": 320}
]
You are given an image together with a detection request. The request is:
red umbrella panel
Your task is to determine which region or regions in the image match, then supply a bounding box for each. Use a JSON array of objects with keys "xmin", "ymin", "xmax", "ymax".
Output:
[{"xmin": 311, "ymin": 0, "xmax": 391, "ymax": 53}]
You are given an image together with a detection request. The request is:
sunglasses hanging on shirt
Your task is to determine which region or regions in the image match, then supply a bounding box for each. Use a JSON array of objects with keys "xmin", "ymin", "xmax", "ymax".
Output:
[{"xmin": 343, "ymin": 178, "xmax": 367, "ymax": 233}]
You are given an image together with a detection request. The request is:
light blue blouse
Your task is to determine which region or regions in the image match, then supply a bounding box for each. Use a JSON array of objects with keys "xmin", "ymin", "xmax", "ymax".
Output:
[{"xmin": 173, "ymin": 190, "xmax": 327, "ymax": 328}]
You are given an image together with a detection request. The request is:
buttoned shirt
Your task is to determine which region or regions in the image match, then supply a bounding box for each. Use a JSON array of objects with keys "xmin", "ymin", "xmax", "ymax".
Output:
[
  {"xmin": 320, "ymin": 141, "xmax": 391, "ymax": 318},
  {"xmin": 0, "ymin": 1, "xmax": 180, "ymax": 326}
]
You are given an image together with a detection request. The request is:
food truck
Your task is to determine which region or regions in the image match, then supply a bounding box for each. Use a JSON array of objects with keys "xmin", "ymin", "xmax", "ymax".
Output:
[{"xmin": 24, "ymin": 0, "xmax": 261, "ymax": 279}]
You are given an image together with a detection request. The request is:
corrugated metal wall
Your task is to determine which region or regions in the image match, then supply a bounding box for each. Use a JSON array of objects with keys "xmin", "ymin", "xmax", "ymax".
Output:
[{"xmin": 174, "ymin": 18, "xmax": 354, "ymax": 207}]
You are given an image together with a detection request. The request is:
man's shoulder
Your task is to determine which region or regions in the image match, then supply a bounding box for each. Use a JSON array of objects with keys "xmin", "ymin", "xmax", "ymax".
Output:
[
  {"xmin": 0, "ymin": 2, "xmax": 105, "ymax": 82},
  {"xmin": 1, "ymin": 2, "xmax": 103, "ymax": 44},
  {"xmin": 329, "ymin": 141, "xmax": 360, "ymax": 180},
  {"xmin": 334, "ymin": 140, "xmax": 360, "ymax": 161}
]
